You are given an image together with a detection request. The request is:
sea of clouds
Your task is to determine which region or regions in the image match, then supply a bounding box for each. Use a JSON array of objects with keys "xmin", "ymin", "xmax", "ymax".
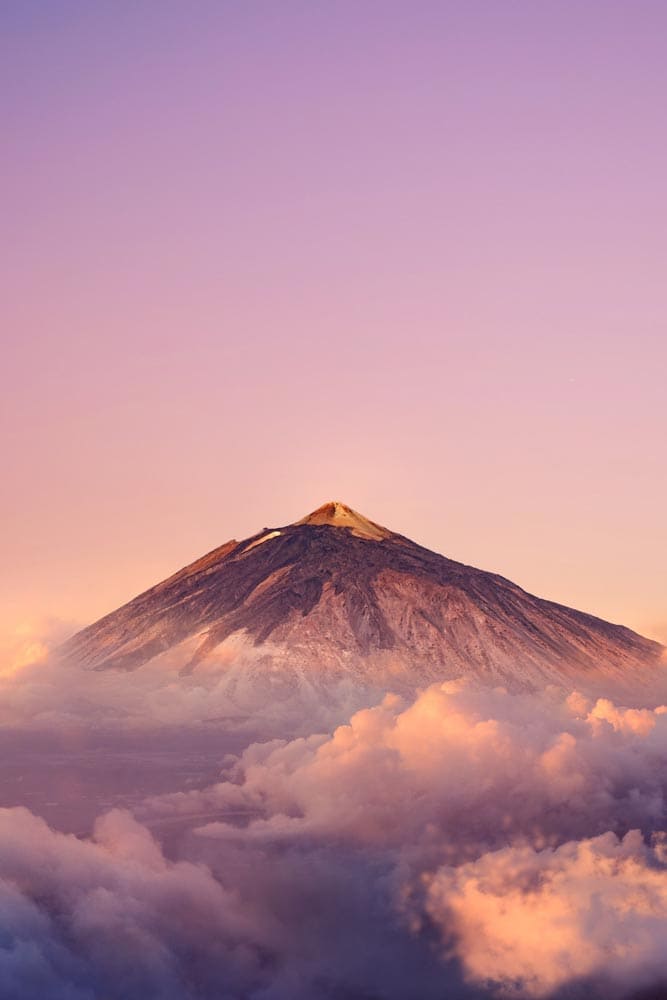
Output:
[{"xmin": 2, "ymin": 627, "xmax": 667, "ymax": 998}]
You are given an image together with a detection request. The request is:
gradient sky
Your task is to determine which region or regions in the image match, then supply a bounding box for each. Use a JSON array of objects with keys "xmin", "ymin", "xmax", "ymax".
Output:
[{"xmin": 2, "ymin": 1, "xmax": 665, "ymax": 644}]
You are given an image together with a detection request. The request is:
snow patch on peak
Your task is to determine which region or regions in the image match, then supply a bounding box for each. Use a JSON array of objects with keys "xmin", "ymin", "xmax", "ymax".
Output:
[
  {"xmin": 242, "ymin": 530, "xmax": 282, "ymax": 553},
  {"xmin": 296, "ymin": 502, "xmax": 391, "ymax": 541}
]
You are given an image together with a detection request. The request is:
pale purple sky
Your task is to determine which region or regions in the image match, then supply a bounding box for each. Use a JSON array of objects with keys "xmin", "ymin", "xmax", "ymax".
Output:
[{"xmin": 2, "ymin": 1, "xmax": 666, "ymax": 642}]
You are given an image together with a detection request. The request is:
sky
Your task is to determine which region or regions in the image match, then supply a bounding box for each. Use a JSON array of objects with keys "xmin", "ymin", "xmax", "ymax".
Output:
[{"xmin": 1, "ymin": 0, "xmax": 665, "ymax": 644}]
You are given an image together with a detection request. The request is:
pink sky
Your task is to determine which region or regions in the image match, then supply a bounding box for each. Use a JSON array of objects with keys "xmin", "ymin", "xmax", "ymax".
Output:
[{"xmin": 2, "ymin": 2, "xmax": 665, "ymax": 643}]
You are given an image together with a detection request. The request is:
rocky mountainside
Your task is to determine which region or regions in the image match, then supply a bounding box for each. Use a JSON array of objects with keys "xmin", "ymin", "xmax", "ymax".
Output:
[{"xmin": 61, "ymin": 503, "xmax": 664, "ymax": 711}]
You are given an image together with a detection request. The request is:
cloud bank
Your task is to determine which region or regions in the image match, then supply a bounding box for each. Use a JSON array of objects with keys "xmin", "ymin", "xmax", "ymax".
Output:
[
  {"xmin": 0, "ymin": 625, "xmax": 377, "ymax": 735},
  {"xmin": 5, "ymin": 626, "xmax": 667, "ymax": 997},
  {"xmin": 149, "ymin": 682, "xmax": 667, "ymax": 855},
  {"xmin": 166, "ymin": 682, "xmax": 667, "ymax": 996},
  {"xmin": 0, "ymin": 804, "xmax": 465, "ymax": 1000},
  {"xmin": 3, "ymin": 618, "xmax": 666, "ymax": 738}
]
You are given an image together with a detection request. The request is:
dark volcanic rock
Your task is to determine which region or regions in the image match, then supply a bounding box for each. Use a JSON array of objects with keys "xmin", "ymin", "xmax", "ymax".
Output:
[{"xmin": 60, "ymin": 502, "xmax": 664, "ymax": 700}]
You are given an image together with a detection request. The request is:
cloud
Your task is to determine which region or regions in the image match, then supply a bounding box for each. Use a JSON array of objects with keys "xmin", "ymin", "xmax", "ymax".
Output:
[
  {"xmin": 148, "ymin": 681, "xmax": 667, "ymax": 855},
  {"xmin": 141, "ymin": 681, "xmax": 667, "ymax": 998},
  {"xmin": 0, "ymin": 624, "xmax": 377, "ymax": 735},
  {"xmin": 0, "ymin": 618, "xmax": 72, "ymax": 679},
  {"xmin": 0, "ymin": 806, "xmax": 272, "ymax": 1000},
  {"xmin": 0, "ymin": 804, "xmax": 469, "ymax": 1000},
  {"xmin": 3, "ymin": 617, "xmax": 666, "ymax": 739},
  {"xmin": 7, "ymin": 625, "xmax": 667, "ymax": 997},
  {"xmin": 426, "ymin": 830, "xmax": 667, "ymax": 998}
]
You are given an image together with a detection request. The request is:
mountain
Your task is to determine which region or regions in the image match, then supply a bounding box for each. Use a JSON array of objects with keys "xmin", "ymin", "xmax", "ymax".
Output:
[{"xmin": 61, "ymin": 502, "xmax": 664, "ymax": 713}]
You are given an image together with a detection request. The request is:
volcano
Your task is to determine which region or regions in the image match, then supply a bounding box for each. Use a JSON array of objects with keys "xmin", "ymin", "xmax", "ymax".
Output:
[{"xmin": 61, "ymin": 502, "xmax": 664, "ymax": 710}]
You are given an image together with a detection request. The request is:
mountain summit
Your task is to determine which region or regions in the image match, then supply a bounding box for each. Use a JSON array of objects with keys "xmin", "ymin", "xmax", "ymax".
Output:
[
  {"xmin": 62, "ymin": 502, "xmax": 664, "ymax": 708},
  {"xmin": 296, "ymin": 501, "xmax": 391, "ymax": 540}
]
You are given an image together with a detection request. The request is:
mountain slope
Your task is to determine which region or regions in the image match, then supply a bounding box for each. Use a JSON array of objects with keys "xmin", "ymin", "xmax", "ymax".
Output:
[{"xmin": 61, "ymin": 503, "xmax": 664, "ymax": 704}]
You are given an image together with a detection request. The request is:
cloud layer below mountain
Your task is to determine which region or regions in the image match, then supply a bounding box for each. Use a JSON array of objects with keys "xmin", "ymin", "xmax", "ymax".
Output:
[
  {"xmin": 0, "ymin": 624, "xmax": 377, "ymax": 735},
  {"xmin": 4, "ymin": 657, "xmax": 667, "ymax": 998}
]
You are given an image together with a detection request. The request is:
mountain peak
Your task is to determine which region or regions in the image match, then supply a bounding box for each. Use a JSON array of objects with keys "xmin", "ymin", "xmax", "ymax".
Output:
[{"xmin": 295, "ymin": 501, "xmax": 391, "ymax": 541}]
